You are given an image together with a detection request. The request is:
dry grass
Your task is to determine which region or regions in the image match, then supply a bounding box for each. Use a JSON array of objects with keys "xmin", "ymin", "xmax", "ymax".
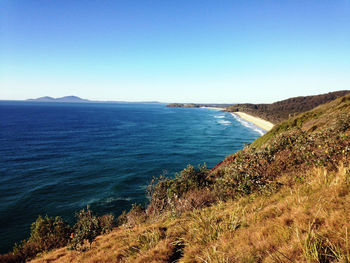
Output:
[
  {"xmin": 200, "ymin": 165, "xmax": 350, "ymax": 263},
  {"xmin": 30, "ymin": 164, "xmax": 350, "ymax": 263}
]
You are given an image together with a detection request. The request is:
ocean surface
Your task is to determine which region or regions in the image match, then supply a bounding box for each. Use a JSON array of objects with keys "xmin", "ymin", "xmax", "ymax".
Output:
[{"xmin": 0, "ymin": 101, "xmax": 263, "ymax": 253}]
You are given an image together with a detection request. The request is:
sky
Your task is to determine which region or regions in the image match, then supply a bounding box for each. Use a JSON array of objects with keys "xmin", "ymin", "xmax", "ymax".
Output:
[{"xmin": 1, "ymin": 0, "xmax": 350, "ymax": 103}]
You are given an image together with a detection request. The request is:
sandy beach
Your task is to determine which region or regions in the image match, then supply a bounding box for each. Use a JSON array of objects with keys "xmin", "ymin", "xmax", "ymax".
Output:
[
  {"xmin": 232, "ymin": 112, "xmax": 274, "ymax": 131},
  {"xmin": 200, "ymin": 106, "xmax": 224, "ymax": 110}
]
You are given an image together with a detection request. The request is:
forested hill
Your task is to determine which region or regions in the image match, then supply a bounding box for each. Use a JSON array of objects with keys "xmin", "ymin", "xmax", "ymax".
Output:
[{"xmin": 226, "ymin": 90, "xmax": 350, "ymax": 124}]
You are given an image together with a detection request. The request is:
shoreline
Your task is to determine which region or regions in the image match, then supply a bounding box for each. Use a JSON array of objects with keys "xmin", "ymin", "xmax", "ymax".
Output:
[
  {"xmin": 232, "ymin": 112, "xmax": 274, "ymax": 132},
  {"xmin": 200, "ymin": 106, "xmax": 274, "ymax": 133},
  {"xmin": 200, "ymin": 106, "xmax": 224, "ymax": 110}
]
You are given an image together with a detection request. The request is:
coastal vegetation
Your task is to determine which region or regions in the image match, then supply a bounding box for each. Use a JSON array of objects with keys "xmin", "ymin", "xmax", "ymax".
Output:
[
  {"xmin": 167, "ymin": 90, "xmax": 350, "ymax": 124},
  {"xmin": 0, "ymin": 208, "xmax": 115, "ymax": 262},
  {"xmin": 1, "ymin": 93, "xmax": 350, "ymax": 262},
  {"xmin": 226, "ymin": 90, "xmax": 350, "ymax": 124}
]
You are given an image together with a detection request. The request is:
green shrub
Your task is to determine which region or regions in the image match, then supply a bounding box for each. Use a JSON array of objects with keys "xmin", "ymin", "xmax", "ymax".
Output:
[
  {"xmin": 147, "ymin": 164, "xmax": 210, "ymax": 214},
  {"xmin": 69, "ymin": 207, "xmax": 101, "ymax": 250},
  {"xmin": 9, "ymin": 215, "xmax": 71, "ymax": 262},
  {"xmin": 28, "ymin": 215, "xmax": 71, "ymax": 251},
  {"xmin": 12, "ymin": 240, "xmax": 39, "ymax": 262},
  {"xmin": 69, "ymin": 207, "xmax": 116, "ymax": 250},
  {"xmin": 172, "ymin": 164, "xmax": 209, "ymax": 194}
]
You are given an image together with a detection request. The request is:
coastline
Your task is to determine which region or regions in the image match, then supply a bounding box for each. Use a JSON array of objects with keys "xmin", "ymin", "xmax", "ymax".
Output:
[
  {"xmin": 232, "ymin": 112, "xmax": 274, "ymax": 132},
  {"xmin": 200, "ymin": 106, "xmax": 224, "ymax": 110}
]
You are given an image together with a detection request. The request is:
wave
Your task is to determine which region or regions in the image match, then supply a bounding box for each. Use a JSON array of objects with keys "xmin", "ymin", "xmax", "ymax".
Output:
[
  {"xmin": 230, "ymin": 113, "xmax": 265, "ymax": 136},
  {"xmin": 217, "ymin": 120, "xmax": 232, "ymax": 125},
  {"xmin": 214, "ymin": 115, "xmax": 225, "ymax": 119},
  {"xmin": 103, "ymin": 197, "xmax": 132, "ymax": 204}
]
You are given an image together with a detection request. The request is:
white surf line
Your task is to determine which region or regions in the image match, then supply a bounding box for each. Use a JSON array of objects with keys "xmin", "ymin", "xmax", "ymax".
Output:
[
  {"xmin": 200, "ymin": 107, "xmax": 273, "ymax": 135},
  {"xmin": 231, "ymin": 113, "xmax": 268, "ymax": 136},
  {"xmin": 199, "ymin": 106, "xmax": 224, "ymax": 111},
  {"xmin": 233, "ymin": 112, "xmax": 274, "ymax": 131}
]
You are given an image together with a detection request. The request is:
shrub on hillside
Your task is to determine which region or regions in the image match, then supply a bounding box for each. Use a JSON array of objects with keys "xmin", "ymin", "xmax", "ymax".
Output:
[
  {"xmin": 69, "ymin": 207, "xmax": 115, "ymax": 250},
  {"xmin": 0, "ymin": 252, "xmax": 22, "ymax": 263},
  {"xmin": 147, "ymin": 164, "xmax": 211, "ymax": 215},
  {"xmin": 29, "ymin": 215, "xmax": 71, "ymax": 251},
  {"xmin": 12, "ymin": 241, "xmax": 39, "ymax": 263},
  {"xmin": 9, "ymin": 215, "xmax": 71, "ymax": 262},
  {"xmin": 98, "ymin": 214, "xmax": 115, "ymax": 234},
  {"xmin": 172, "ymin": 188, "xmax": 217, "ymax": 213},
  {"xmin": 69, "ymin": 207, "xmax": 100, "ymax": 250}
]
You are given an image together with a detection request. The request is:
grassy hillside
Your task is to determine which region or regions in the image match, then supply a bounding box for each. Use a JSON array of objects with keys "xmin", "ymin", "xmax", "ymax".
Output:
[
  {"xmin": 226, "ymin": 90, "xmax": 350, "ymax": 124},
  {"xmin": 30, "ymin": 166, "xmax": 350, "ymax": 263},
  {"xmin": 2, "ymin": 94, "xmax": 350, "ymax": 263}
]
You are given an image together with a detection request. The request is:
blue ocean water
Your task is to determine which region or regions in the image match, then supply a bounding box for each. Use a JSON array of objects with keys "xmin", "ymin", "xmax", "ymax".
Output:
[{"xmin": 0, "ymin": 101, "xmax": 262, "ymax": 253}]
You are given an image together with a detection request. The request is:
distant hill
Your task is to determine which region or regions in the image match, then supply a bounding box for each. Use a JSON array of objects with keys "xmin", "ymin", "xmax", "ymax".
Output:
[
  {"xmin": 26, "ymin": 96, "xmax": 161, "ymax": 104},
  {"xmin": 226, "ymin": 90, "xmax": 350, "ymax": 124},
  {"xmin": 27, "ymin": 96, "xmax": 89, "ymax": 103}
]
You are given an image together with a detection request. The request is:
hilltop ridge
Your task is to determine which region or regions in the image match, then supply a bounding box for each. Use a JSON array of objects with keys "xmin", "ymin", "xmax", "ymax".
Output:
[
  {"xmin": 26, "ymin": 96, "xmax": 161, "ymax": 104},
  {"xmin": 226, "ymin": 90, "xmax": 350, "ymax": 123},
  {"xmin": 27, "ymin": 96, "xmax": 89, "ymax": 103}
]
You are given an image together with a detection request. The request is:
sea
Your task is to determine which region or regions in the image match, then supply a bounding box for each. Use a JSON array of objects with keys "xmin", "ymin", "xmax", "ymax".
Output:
[{"xmin": 0, "ymin": 101, "xmax": 264, "ymax": 253}]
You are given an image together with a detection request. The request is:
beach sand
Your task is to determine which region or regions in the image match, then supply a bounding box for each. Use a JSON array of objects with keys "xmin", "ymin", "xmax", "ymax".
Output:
[
  {"xmin": 233, "ymin": 112, "xmax": 274, "ymax": 131},
  {"xmin": 200, "ymin": 106, "xmax": 224, "ymax": 110}
]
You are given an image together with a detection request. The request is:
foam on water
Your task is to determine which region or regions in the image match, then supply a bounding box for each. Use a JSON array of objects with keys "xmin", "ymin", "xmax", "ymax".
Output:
[{"xmin": 217, "ymin": 119, "xmax": 232, "ymax": 125}]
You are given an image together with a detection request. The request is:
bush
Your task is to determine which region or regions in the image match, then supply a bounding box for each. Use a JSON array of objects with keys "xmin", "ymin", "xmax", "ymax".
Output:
[
  {"xmin": 9, "ymin": 215, "xmax": 71, "ymax": 262},
  {"xmin": 0, "ymin": 252, "xmax": 22, "ymax": 263},
  {"xmin": 170, "ymin": 164, "xmax": 210, "ymax": 197},
  {"xmin": 12, "ymin": 240, "xmax": 40, "ymax": 262},
  {"xmin": 147, "ymin": 164, "xmax": 210, "ymax": 215},
  {"xmin": 69, "ymin": 207, "xmax": 101, "ymax": 250},
  {"xmin": 69, "ymin": 207, "xmax": 116, "ymax": 250},
  {"xmin": 1, "ymin": 209, "xmax": 115, "ymax": 260},
  {"xmin": 29, "ymin": 215, "xmax": 71, "ymax": 251},
  {"xmin": 98, "ymin": 214, "xmax": 115, "ymax": 234},
  {"xmin": 172, "ymin": 188, "xmax": 216, "ymax": 213}
]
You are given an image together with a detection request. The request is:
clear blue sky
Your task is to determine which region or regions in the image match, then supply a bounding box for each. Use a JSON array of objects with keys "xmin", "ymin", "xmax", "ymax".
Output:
[{"xmin": 1, "ymin": 0, "xmax": 349, "ymax": 103}]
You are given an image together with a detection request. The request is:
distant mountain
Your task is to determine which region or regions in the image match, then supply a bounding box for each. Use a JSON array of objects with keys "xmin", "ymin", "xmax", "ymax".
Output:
[
  {"xmin": 27, "ymin": 96, "xmax": 90, "ymax": 103},
  {"xmin": 26, "ymin": 96, "xmax": 161, "ymax": 104},
  {"xmin": 56, "ymin": 96, "xmax": 90, "ymax": 102},
  {"xmin": 28, "ymin": 96, "xmax": 56, "ymax": 102}
]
